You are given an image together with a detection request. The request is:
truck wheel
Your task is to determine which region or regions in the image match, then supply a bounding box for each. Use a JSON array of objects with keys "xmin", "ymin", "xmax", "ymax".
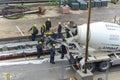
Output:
[
  {"xmin": 98, "ymin": 61, "xmax": 111, "ymax": 72},
  {"xmin": 87, "ymin": 63, "xmax": 96, "ymax": 73}
]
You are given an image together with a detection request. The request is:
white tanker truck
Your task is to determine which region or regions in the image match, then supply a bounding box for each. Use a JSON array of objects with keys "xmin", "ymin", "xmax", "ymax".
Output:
[{"xmin": 65, "ymin": 22, "xmax": 120, "ymax": 72}]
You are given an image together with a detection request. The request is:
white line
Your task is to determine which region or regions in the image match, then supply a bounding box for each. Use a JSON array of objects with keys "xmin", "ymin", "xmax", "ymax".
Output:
[{"xmin": 16, "ymin": 25, "xmax": 24, "ymax": 36}]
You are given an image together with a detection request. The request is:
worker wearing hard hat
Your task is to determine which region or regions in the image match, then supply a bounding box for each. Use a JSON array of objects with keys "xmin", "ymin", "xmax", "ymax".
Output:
[
  {"xmin": 45, "ymin": 18, "xmax": 51, "ymax": 32},
  {"xmin": 57, "ymin": 21, "xmax": 62, "ymax": 38},
  {"xmin": 41, "ymin": 23, "xmax": 46, "ymax": 35},
  {"xmin": 36, "ymin": 41, "xmax": 43, "ymax": 59},
  {"xmin": 46, "ymin": 35, "xmax": 56, "ymax": 46},
  {"xmin": 50, "ymin": 43, "xmax": 56, "ymax": 64},
  {"xmin": 61, "ymin": 42, "xmax": 67, "ymax": 59},
  {"xmin": 28, "ymin": 24, "xmax": 38, "ymax": 41}
]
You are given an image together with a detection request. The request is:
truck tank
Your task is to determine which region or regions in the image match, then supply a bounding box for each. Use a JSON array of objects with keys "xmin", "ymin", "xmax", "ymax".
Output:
[{"xmin": 75, "ymin": 22, "xmax": 120, "ymax": 51}]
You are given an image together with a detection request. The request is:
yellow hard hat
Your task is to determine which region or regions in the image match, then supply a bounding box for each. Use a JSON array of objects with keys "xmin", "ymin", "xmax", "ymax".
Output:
[
  {"xmin": 58, "ymin": 22, "xmax": 61, "ymax": 25},
  {"xmin": 43, "ymin": 23, "xmax": 46, "ymax": 27},
  {"xmin": 64, "ymin": 37, "xmax": 67, "ymax": 40},
  {"xmin": 39, "ymin": 41, "xmax": 42, "ymax": 44},
  {"xmin": 34, "ymin": 24, "xmax": 37, "ymax": 27},
  {"xmin": 67, "ymin": 21, "xmax": 70, "ymax": 25},
  {"xmin": 48, "ymin": 18, "xmax": 50, "ymax": 21},
  {"xmin": 52, "ymin": 44, "xmax": 56, "ymax": 46},
  {"xmin": 48, "ymin": 36, "xmax": 51, "ymax": 38},
  {"xmin": 44, "ymin": 35, "xmax": 46, "ymax": 37}
]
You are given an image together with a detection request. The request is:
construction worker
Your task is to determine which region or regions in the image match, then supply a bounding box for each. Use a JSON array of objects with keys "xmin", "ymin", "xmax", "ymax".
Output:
[
  {"xmin": 28, "ymin": 24, "xmax": 38, "ymax": 41},
  {"xmin": 65, "ymin": 26, "xmax": 70, "ymax": 38},
  {"xmin": 50, "ymin": 43, "xmax": 56, "ymax": 64},
  {"xmin": 61, "ymin": 38, "xmax": 67, "ymax": 59},
  {"xmin": 57, "ymin": 22, "xmax": 62, "ymax": 38},
  {"xmin": 46, "ymin": 36, "xmax": 56, "ymax": 46},
  {"xmin": 36, "ymin": 41, "xmax": 43, "ymax": 59},
  {"xmin": 45, "ymin": 18, "xmax": 51, "ymax": 32},
  {"xmin": 41, "ymin": 23, "xmax": 46, "ymax": 35}
]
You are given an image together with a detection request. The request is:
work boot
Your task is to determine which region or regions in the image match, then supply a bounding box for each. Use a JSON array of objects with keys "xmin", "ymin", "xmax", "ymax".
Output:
[{"xmin": 52, "ymin": 62, "xmax": 55, "ymax": 64}]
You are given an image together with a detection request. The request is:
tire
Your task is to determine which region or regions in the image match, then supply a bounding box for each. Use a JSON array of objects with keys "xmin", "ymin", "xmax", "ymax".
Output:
[
  {"xmin": 87, "ymin": 63, "xmax": 96, "ymax": 73},
  {"xmin": 98, "ymin": 61, "xmax": 111, "ymax": 72}
]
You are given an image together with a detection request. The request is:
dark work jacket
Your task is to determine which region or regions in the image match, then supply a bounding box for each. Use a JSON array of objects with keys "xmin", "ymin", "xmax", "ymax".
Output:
[
  {"xmin": 61, "ymin": 44, "xmax": 67, "ymax": 54},
  {"xmin": 36, "ymin": 44, "xmax": 43, "ymax": 53},
  {"xmin": 46, "ymin": 37, "xmax": 55, "ymax": 45},
  {"xmin": 50, "ymin": 46, "xmax": 55, "ymax": 56},
  {"xmin": 58, "ymin": 24, "xmax": 62, "ymax": 33},
  {"xmin": 46, "ymin": 21, "xmax": 51, "ymax": 28}
]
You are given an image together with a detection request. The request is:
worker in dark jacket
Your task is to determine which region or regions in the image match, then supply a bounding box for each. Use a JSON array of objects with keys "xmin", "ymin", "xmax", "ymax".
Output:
[
  {"xmin": 36, "ymin": 41, "xmax": 43, "ymax": 59},
  {"xmin": 61, "ymin": 38, "xmax": 67, "ymax": 59},
  {"xmin": 46, "ymin": 36, "xmax": 56, "ymax": 46},
  {"xmin": 57, "ymin": 22, "xmax": 62, "ymax": 38},
  {"xmin": 28, "ymin": 24, "xmax": 38, "ymax": 41},
  {"xmin": 45, "ymin": 18, "xmax": 51, "ymax": 32},
  {"xmin": 50, "ymin": 44, "xmax": 56, "ymax": 64},
  {"xmin": 41, "ymin": 23, "xmax": 46, "ymax": 35}
]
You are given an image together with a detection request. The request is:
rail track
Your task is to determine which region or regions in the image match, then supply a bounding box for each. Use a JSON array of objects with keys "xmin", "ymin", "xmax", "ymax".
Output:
[{"xmin": 0, "ymin": 33, "xmax": 64, "ymax": 60}]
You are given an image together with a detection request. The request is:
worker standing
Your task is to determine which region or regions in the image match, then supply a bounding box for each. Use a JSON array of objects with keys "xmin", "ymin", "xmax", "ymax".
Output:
[
  {"xmin": 57, "ymin": 22, "xmax": 62, "ymax": 38},
  {"xmin": 61, "ymin": 38, "xmax": 67, "ymax": 59},
  {"xmin": 50, "ymin": 44, "xmax": 56, "ymax": 64},
  {"xmin": 41, "ymin": 23, "xmax": 46, "ymax": 35},
  {"xmin": 28, "ymin": 24, "xmax": 38, "ymax": 41},
  {"xmin": 45, "ymin": 18, "xmax": 51, "ymax": 32},
  {"xmin": 36, "ymin": 41, "xmax": 43, "ymax": 59}
]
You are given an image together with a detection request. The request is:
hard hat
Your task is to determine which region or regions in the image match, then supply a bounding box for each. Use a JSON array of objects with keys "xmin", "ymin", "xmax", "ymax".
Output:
[
  {"xmin": 48, "ymin": 36, "xmax": 51, "ymax": 38},
  {"xmin": 63, "ymin": 37, "xmax": 67, "ymax": 41},
  {"xmin": 39, "ymin": 41, "xmax": 42, "ymax": 44},
  {"xmin": 67, "ymin": 21, "xmax": 70, "ymax": 25},
  {"xmin": 47, "ymin": 18, "xmax": 50, "ymax": 21},
  {"xmin": 52, "ymin": 44, "xmax": 56, "ymax": 47},
  {"xmin": 44, "ymin": 35, "xmax": 46, "ymax": 37},
  {"xmin": 34, "ymin": 24, "xmax": 37, "ymax": 27},
  {"xmin": 43, "ymin": 23, "xmax": 46, "ymax": 27},
  {"xmin": 64, "ymin": 37, "xmax": 67, "ymax": 40},
  {"xmin": 58, "ymin": 22, "xmax": 61, "ymax": 25}
]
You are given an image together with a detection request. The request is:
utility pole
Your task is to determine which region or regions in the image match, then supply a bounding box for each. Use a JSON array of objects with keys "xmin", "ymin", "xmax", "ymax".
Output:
[{"xmin": 84, "ymin": 0, "xmax": 92, "ymax": 73}]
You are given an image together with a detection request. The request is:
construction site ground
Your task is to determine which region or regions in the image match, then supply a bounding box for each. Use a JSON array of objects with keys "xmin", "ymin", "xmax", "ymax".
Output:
[
  {"xmin": 0, "ymin": 2, "xmax": 120, "ymax": 80},
  {"xmin": 0, "ymin": 3, "xmax": 120, "ymax": 38}
]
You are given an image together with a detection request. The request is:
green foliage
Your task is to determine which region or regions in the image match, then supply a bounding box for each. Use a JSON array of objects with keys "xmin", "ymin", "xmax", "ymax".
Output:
[{"xmin": 48, "ymin": 1, "xmax": 59, "ymax": 6}]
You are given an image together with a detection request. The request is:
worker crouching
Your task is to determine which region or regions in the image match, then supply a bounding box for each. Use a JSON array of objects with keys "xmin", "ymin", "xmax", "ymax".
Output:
[
  {"xmin": 50, "ymin": 44, "xmax": 56, "ymax": 64},
  {"xmin": 36, "ymin": 41, "xmax": 43, "ymax": 59}
]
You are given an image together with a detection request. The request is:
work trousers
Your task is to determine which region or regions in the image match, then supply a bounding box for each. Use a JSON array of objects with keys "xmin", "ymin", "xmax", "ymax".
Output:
[
  {"xmin": 50, "ymin": 52, "xmax": 55, "ymax": 63},
  {"xmin": 31, "ymin": 34, "xmax": 36, "ymax": 41}
]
